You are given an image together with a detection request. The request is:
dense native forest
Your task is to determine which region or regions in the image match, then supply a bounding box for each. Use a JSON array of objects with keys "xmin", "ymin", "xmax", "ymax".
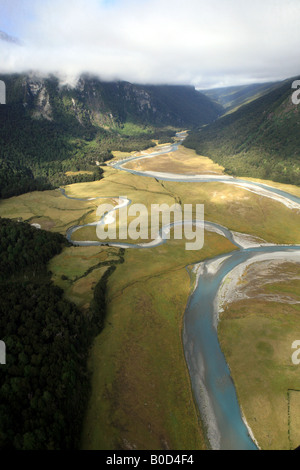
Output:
[
  {"xmin": 185, "ymin": 77, "xmax": 300, "ymax": 186},
  {"xmin": 0, "ymin": 218, "xmax": 119, "ymax": 449},
  {"xmin": 0, "ymin": 93, "xmax": 173, "ymax": 199},
  {"xmin": 0, "ymin": 74, "xmax": 222, "ymax": 199},
  {"xmin": 0, "ymin": 105, "xmax": 172, "ymax": 199}
]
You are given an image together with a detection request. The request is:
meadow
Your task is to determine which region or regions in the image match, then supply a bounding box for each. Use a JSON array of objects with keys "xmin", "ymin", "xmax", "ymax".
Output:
[
  {"xmin": 49, "ymin": 245, "xmax": 121, "ymax": 311},
  {"xmin": 1, "ymin": 144, "xmax": 300, "ymax": 449},
  {"xmin": 124, "ymin": 145, "xmax": 224, "ymax": 175},
  {"xmin": 81, "ymin": 233, "xmax": 236, "ymax": 450}
]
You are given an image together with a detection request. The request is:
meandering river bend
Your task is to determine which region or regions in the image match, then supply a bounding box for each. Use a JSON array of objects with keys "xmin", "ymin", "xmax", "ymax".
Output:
[{"xmin": 61, "ymin": 134, "xmax": 300, "ymax": 450}]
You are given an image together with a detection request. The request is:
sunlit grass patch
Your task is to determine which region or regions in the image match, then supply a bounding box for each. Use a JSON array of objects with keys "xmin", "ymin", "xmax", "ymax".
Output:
[
  {"xmin": 49, "ymin": 245, "xmax": 121, "ymax": 310},
  {"xmin": 124, "ymin": 145, "xmax": 224, "ymax": 175}
]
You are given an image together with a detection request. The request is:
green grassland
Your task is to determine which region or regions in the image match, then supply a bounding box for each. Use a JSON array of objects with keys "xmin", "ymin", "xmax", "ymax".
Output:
[
  {"xmin": 49, "ymin": 246, "xmax": 121, "ymax": 310},
  {"xmin": 118, "ymin": 146, "xmax": 300, "ymax": 245},
  {"xmin": 159, "ymin": 180, "xmax": 300, "ymax": 245},
  {"xmin": 289, "ymin": 391, "xmax": 300, "ymax": 450},
  {"xmin": 0, "ymin": 189, "xmax": 99, "ymax": 233},
  {"xmin": 218, "ymin": 262, "xmax": 300, "ymax": 450},
  {"xmin": 1, "ymin": 144, "xmax": 300, "ymax": 450},
  {"xmin": 81, "ymin": 233, "xmax": 236, "ymax": 450},
  {"xmin": 4, "ymin": 157, "xmax": 298, "ymax": 248},
  {"xmin": 124, "ymin": 145, "xmax": 224, "ymax": 175},
  {"xmin": 0, "ymin": 153, "xmax": 236, "ymax": 449}
]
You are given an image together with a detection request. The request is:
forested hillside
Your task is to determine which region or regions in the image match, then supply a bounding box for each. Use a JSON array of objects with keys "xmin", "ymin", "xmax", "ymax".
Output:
[
  {"xmin": 201, "ymin": 81, "xmax": 280, "ymax": 112},
  {"xmin": 185, "ymin": 77, "xmax": 300, "ymax": 185},
  {"xmin": 0, "ymin": 74, "xmax": 222, "ymax": 199},
  {"xmin": 0, "ymin": 218, "xmax": 113, "ymax": 449}
]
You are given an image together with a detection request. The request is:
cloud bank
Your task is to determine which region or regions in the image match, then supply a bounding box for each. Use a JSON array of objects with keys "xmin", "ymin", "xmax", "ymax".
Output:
[{"xmin": 0, "ymin": 0, "xmax": 300, "ymax": 88}]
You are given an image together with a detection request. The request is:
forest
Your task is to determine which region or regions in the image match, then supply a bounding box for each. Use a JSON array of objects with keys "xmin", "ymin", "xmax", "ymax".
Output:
[
  {"xmin": 0, "ymin": 218, "xmax": 117, "ymax": 449},
  {"xmin": 0, "ymin": 100, "xmax": 173, "ymax": 198},
  {"xmin": 184, "ymin": 78, "xmax": 300, "ymax": 186}
]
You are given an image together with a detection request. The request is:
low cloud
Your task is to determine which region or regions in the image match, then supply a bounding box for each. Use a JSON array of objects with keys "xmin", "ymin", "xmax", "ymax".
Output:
[{"xmin": 0, "ymin": 0, "xmax": 300, "ymax": 88}]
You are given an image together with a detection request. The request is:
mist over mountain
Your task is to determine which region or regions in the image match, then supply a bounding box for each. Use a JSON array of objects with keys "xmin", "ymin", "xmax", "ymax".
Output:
[{"xmin": 1, "ymin": 0, "xmax": 300, "ymax": 88}]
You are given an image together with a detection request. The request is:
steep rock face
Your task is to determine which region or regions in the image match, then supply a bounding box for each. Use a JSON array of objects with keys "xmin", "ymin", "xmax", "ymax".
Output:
[
  {"xmin": 0, "ymin": 74, "xmax": 223, "ymax": 129},
  {"xmin": 24, "ymin": 77, "xmax": 53, "ymax": 121}
]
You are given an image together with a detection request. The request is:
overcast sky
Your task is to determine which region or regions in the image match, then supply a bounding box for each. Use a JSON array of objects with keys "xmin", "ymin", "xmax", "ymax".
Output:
[{"xmin": 0, "ymin": 0, "xmax": 299, "ymax": 88}]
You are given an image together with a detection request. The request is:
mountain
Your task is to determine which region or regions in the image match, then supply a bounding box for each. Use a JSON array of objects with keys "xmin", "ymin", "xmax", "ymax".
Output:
[
  {"xmin": 0, "ymin": 73, "xmax": 223, "ymax": 198},
  {"xmin": 184, "ymin": 76, "xmax": 300, "ymax": 185},
  {"xmin": 2, "ymin": 74, "xmax": 223, "ymax": 128},
  {"xmin": 200, "ymin": 81, "xmax": 282, "ymax": 113}
]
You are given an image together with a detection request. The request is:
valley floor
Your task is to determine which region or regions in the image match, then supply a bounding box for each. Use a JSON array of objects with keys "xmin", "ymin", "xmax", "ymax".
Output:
[{"xmin": 1, "ymin": 141, "xmax": 300, "ymax": 450}]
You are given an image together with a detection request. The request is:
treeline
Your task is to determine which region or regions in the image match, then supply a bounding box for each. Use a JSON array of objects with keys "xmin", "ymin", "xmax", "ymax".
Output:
[
  {"xmin": 184, "ymin": 78, "xmax": 300, "ymax": 186},
  {"xmin": 0, "ymin": 218, "xmax": 118, "ymax": 449}
]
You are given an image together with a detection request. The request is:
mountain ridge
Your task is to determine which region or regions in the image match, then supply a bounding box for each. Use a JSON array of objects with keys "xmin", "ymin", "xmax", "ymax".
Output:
[
  {"xmin": 3, "ymin": 74, "xmax": 223, "ymax": 128},
  {"xmin": 200, "ymin": 81, "xmax": 282, "ymax": 113},
  {"xmin": 184, "ymin": 76, "xmax": 300, "ymax": 185}
]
